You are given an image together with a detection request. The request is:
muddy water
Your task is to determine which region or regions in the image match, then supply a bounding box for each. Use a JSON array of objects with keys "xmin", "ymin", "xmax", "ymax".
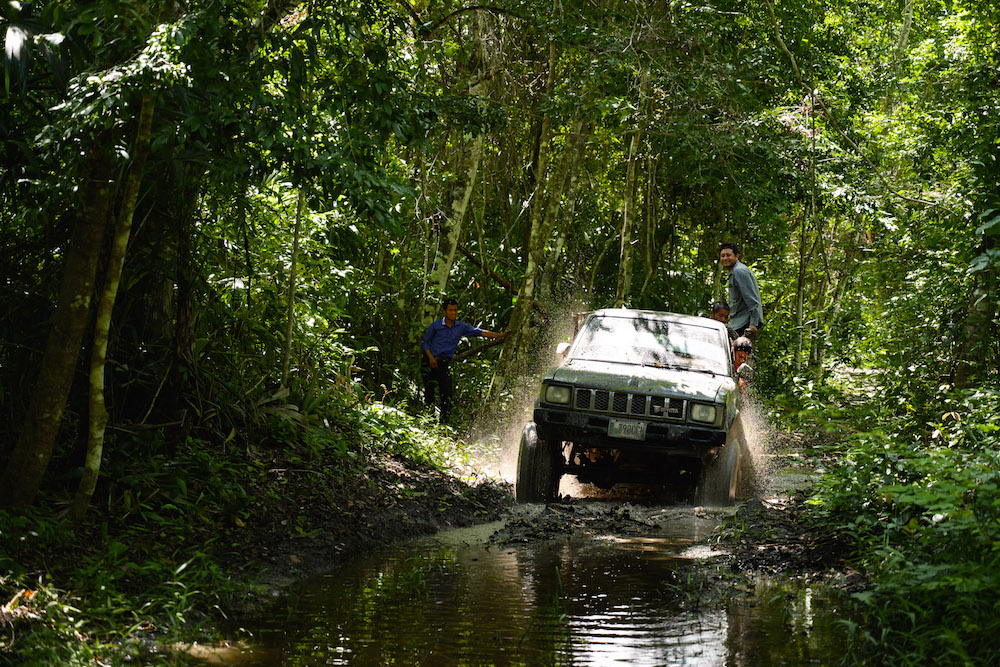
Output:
[{"xmin": 219, "ymin": 504, "xmax": 847, "ymax": 666}]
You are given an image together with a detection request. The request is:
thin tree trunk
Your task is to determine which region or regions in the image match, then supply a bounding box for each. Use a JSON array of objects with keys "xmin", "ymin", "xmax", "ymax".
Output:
[
  {"xmin": 795, "ymin": 215, "xmax": 808, "ymax": 372},
  {"xmin": 823, "ymin": 229, "xmax": 863, "ymax": 330},
  {"xmin": 894, "ymin": 0, "xmax": 915, "ymax": 56},
  {"xmin": 389, "ymin": 221, "xmax": 416, "ymax": 365},
  {"xmin": 954, "ymin": 282, "xmax": 996, "ymax": 389},
  {"xmin": 167, "ymin": 180, "xmax": 198, "ymax": 441},
  {"xmin": 282, "ymin": 188, "xmax": 306, "ymax": 386},
  {"xmin": 539, "ymin": 231, "xmax": 567, "ymax": 303},
  {"xmin": 809, "ymin": 272, "xmax": 829, "ymax": 376},
  {"xmin": 498, "ymin": 41, "xmax": 558, "ymax": 370},
  {"xmin": 502, "ymin": 118, "xmax": 583, "ymax": 368},
  {"xmin": 422, "ymin": 133, "xmax": 486, "ymax": 324},
  {"xmin": 883, "ymin": 0, "xmax": 915, "ymax": 113},
  {"xmin": 539, "ymin": 119, "xmax": 586, "ymax": 246},
  {"xmin": 955, "ymin": 226, "xmax": 998, "ymax": 387},
  {"xmin": 0, "ymin": 142, "xmax": 115, "ymax": 507},
  {"xmin": 664, "ymin": 195, "xmax": 677, "ymax": 309},
  {"xmin": 539, "ymin": 122, "xmax": 588, "ymax": 303},
  {"xmin": 71, "ymin": 94, "xmax": 155, "ymax": 524},
  {"xmin": 639, "ymin": 155, "xmax": 658, "ymax": 296},
  {"xmin": 421, "ymin": 11, "xmax": 494, "ymax": 322},
  {"xmin": 589, "ymin": 235, "xmax": 618, "ymax": 297},
  {"xmin": 617, "ymin": 66, "xmax": 650, "ymax": 307},
  {"xmin": 615, "ymin": 130, "xmax": 642, "ymax": 308}
]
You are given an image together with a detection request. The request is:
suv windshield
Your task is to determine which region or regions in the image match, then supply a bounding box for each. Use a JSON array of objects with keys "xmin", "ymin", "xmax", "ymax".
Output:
[{"xmin": 570, "ymin": 315, "xmax": 729, "ymax": 374}]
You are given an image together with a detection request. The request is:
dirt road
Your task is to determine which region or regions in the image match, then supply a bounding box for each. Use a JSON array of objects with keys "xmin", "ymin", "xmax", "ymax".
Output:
[{"xmin": 231, "ymin": 427, "xmax": 854, "ymax": 618}]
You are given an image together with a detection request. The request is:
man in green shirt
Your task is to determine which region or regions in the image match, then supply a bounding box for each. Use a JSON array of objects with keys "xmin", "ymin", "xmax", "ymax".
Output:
[{"xmin": 719, "ymin": 242, "xmax": 764, "ymax": 339}]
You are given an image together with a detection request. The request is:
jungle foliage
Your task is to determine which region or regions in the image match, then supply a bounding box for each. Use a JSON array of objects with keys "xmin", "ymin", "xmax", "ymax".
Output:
[{"xmin": 1, "ymin": 0, "xmax": 999, "ymax": 662}]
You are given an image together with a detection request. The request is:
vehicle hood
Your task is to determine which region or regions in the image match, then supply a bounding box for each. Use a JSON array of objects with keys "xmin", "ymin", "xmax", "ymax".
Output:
[{"xmin": 545, "ymin": 358, "xmax": 732, "ymax": 403}]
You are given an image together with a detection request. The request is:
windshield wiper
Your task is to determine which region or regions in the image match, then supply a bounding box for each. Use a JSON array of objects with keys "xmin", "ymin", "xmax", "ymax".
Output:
[
  {"xmin": 643, "ymin": 362, "xmax": 725, "ymax": 376},
  {"xmin": 574, "ymin": 357, "xmax": 638, "ymax": 365},
  {"xmin": 643, "ymin": 362, "xmax": 684, "ymax": 370}
]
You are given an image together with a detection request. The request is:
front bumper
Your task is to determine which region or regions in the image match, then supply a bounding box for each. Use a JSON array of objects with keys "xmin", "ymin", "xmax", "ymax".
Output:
[{"xmin": 534, "ymin": 405, "xmax": 726, "ymax": 458}]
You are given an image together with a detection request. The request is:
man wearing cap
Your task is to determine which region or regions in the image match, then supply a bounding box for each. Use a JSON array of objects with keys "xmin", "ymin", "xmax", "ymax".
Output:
[{"xmin": 719, "ymin": 242, "xmax": 764, "ymax": 339}]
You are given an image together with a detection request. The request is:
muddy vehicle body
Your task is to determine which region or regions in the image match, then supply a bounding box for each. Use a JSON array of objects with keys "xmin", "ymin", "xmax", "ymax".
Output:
[{"xmin": 516, "ymin": 308, "xmax": 751, "ymax": 504}]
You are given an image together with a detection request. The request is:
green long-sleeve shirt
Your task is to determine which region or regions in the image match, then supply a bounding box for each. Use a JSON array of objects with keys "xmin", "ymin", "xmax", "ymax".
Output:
[{"xmin": 726, "ymin": 260, "xmax": 763, "ymax": 332}]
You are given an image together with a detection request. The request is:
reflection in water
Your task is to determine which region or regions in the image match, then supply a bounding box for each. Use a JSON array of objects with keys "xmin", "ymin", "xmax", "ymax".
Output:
[{"xmin": 219, "ymin": 510, "xmax": 848, "ymax": 666}]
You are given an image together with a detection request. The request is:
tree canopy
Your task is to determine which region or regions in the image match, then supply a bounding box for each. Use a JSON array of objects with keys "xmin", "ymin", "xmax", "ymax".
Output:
[{"xmin": 2, "ymin": 0, "xmax": 997, "ymax": 498}]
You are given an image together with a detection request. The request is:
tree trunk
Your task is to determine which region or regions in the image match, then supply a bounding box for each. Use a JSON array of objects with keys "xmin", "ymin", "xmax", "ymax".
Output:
[
  {"xmin": 954, "ymin": 281, "xmax": 996, "ymax": 389},
  {"xmin": 71, "ymin": 94, "xmax": 155, "ymax": 524},
  {"xmin": 539, "ymin": 125, "xmax": 588, "ymax": 303},
  {"xmin": 664, "ymin": 195, "xmax": 677, "ymax": 309},
  {"xmin": 615, "ymin": 130, "xmax": 642, "ymax": 308},
  {"xmin": 639, "ymin": 155, "xmax": 659, "ymax": 298},
  {"xmin": 0, "ymin": 143, "xmax": 115, "ymax": 507},
  {"xmin": 808, "ymin": 272, "xmax": 829, "ymax": 377},
  {"xmin": 389, "ymin": 221, "xmax": 416, "ymax": 366},
  {"xmin": 794, "ymin": 213, "xmax": 808, "ymax": 372},
  {"xmin": 422, "ymin": 132, "xmax": 486, "ymax": 324},
  {"xmin": 883, "ymin": 0, "xmax": 915, "ymax": 113},
  {"xmin": 282, "ymin": 188, "xmax": 306, "ymax": 386},
  {"xmin": 822, "ymin": 229, "xmax": 864, "ymax": 349},
  {"xmin": 419, "ymin": 10, "xmax": 493, "ymax": 324},
  {"xmin": 498, "ymin": 41, "xmax": 558, "ymax": 370},
  {"xmin": 955, "ymin": 234, "xmax": 998, "ymax": 388},
  {"xmin": 502, "ymin": 119, "xmax": 585, "ymax": 369}
]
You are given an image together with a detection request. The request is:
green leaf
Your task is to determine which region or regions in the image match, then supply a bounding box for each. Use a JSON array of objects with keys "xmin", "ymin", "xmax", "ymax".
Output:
[
  {"xmin": 970, "ymin": 249, "xmax": 1000, "ymax": 274},
  {"xmin": 975, "ymin": 209, "xmax": 1000, "ymax": 237}
]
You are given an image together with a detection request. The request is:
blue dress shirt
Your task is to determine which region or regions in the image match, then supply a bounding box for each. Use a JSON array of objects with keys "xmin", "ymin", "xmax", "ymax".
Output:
[{"xmin": 421, "ymin": 318, "xmax": 484, "ymax": 358}]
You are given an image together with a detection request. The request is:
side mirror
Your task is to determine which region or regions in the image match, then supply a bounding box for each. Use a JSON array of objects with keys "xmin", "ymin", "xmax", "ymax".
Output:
[{"xmin": 556, "ymin": 342, "xmax": 571, "ymax": 357}]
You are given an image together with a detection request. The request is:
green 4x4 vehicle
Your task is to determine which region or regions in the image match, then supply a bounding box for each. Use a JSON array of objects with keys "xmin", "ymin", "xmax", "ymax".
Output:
[{"xmin": 516, "ymin": 308, "xmax": 753, "ymax": 504}]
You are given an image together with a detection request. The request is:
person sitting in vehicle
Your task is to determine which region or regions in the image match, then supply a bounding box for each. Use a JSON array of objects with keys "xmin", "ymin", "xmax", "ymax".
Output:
[
  {"xmin": 711, "ymin": 301, "xmax": 737, "ymax": 341},
  {"xmin": 710, "ymin": 301, "xmax": 730, "ymax": 324},
  {"xmin": 733, "ymin": 336, "xmax": 754, "ymax": 389}
]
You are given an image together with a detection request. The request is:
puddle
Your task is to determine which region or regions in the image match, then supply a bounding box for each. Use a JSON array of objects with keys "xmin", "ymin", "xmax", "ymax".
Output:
[{"xmin": 205, "ymin": 505, "xmax": 850, "ymax": 665}]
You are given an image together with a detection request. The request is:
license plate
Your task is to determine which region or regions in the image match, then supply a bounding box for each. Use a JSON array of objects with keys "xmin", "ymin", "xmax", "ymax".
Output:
[{"xmin": 608, "ymin": 418, "xmax": 647, "ymax": 441}]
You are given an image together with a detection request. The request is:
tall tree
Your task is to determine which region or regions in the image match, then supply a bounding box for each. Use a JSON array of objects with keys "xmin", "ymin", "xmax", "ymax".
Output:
[
  {"xmin": 71, "ymin": 93, "xmax": 155, "ymax": 523},
  {"xmin": 0, "ymin": 148, "xmax": 113, "ymax": 506}
]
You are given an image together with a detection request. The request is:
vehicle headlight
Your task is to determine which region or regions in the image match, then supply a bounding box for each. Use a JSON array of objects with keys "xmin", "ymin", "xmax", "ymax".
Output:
[
  {"xmin": 543, "ymin": 384, "xmax": 572, "ymax": 405},
  {"xmin": 690, "ymin": 403, "xmax": 718, "ymax": 424}
]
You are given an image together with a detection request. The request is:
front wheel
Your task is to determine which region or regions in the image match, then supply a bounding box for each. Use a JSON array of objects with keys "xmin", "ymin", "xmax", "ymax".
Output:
[
  {"xmin": 697, "ymin": 413, "xmax": 747, "ymax": 506},
  {"xmin": 515, "ymin": 423, "xmax": 560, "ymax": 503}
]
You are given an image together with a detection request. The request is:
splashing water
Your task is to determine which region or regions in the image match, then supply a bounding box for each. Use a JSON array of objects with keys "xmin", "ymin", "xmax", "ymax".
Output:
[
  {"xmin": 464, "ymin": 299, "xmax": 588, "ymax": 484},
  {"xmin": 738, "ymin": 389, "xmax": 778, "ymax": 496}
]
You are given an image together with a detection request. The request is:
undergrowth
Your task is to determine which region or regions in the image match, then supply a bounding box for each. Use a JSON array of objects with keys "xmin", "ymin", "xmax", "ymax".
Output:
[
  {"xmin": 797, "ymin": 378, "xmax": 1000, "ymax": 664},
  {"xmin": 0, "ymin": 398, "xmax": 472, "ymax": 665}
]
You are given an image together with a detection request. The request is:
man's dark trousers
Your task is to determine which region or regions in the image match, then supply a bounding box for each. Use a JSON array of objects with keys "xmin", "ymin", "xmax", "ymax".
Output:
[{"xmin": 422, "ymin": 356, "xmax": 453, "ymax": 423}]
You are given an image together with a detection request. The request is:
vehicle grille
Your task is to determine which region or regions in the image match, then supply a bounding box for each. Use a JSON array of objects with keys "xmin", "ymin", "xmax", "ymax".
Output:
[{"xmin": 574, "ymin": 389, "xmax": 685, "ymax": 421}]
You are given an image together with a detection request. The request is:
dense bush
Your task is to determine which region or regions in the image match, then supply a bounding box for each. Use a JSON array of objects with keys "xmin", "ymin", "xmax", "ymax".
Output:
[{"xmin": 808, "ymin": 386, "xmax": 1000, "ymax": 663}]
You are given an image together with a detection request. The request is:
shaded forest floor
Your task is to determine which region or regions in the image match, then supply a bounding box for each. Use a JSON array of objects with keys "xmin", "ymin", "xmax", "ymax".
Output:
[{"xmin": 2, "ymin": 422, "xmax": 857, "ymax": 664}]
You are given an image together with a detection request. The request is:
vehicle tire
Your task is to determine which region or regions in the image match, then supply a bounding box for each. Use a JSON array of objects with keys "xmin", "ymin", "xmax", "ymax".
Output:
[
  {"xmin": 735, "ymin": 432, "xmax": 757, "ymax": 499},
  {"xmin": 730, "ymin": 412, "xmax": 759, "ymax": 499},
  {"xmin": 515, "ymin": 423, "xmax": 560, "ymax": 503},
  {"xmin": 697, "ymin": 414, "xmax": 744, "ymax": 506}
]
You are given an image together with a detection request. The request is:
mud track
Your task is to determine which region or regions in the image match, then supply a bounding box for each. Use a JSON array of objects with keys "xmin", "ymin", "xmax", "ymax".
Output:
[{"xmin": 230, "ymin": 429, "xmax": 856, "ymax": 615}]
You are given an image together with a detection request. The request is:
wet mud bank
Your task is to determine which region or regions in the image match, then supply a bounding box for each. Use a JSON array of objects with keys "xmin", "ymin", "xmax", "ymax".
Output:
[{"xmin": 227, "ymin": 457, "xmax": 514, "ymax": 613}]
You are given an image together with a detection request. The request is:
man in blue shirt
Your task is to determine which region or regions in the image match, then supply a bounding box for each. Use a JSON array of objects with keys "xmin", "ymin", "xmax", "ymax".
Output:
[
  {"xmin": 421, "ymin": 298, "xmax": 507, "ymax": 424},
  {"xmin": 719, "ymin": 242, "xmax": 764, "ymax": 339}
]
